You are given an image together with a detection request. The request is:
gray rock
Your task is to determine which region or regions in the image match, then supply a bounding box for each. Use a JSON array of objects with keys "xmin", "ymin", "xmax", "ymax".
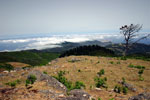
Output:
[
  {"xmin": 69, "ymin": 89, "xmax": 90, "ymax": 100},
  {"xmin": 122, "ymin": 82, "xmax": 137, "ymax": 92},
  {"xmin": 56, "ymin": 97, "xmax": 80, "ymax": 100},
  {"xmin": 0, "ymin": 73, "xmax": 5, "ymax": 77},
  {"xmin": 28, "ymin": 70, "xmax": 67, "ymax": 92},
  {"xmin": 56, "ymin": 89, "xmax": 90, "ymax": 100},
  {"xmin": 128, "ymin": 92, "xmax": 150, "ymax": 100},
  {"xmin": 14, "ymin": 67, "xmax": 22, "ymax": 71},
  {"xmin": 69, "ymin": 58, "xmax": 81, "ymax": 63}
]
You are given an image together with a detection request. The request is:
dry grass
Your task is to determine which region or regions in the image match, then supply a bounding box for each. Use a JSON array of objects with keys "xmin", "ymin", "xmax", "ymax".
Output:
[{"xmin": 1, "ymin": 56, "xmax": 150, "ymax": 100}]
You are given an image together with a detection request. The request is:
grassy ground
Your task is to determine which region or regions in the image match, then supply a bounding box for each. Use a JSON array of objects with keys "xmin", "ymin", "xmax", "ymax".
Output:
[{"xmin": 1, "ymin": 56, "xmax": 150, "ymax": 100}]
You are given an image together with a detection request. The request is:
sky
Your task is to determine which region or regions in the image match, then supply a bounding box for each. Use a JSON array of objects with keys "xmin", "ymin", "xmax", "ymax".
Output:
[{"xmin": 0, "ymin": 0, "xmax": 150, "ymax": 37}]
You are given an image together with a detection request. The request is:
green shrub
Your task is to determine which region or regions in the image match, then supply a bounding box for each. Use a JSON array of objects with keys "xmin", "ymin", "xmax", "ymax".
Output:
[
  {"xmin": 91, "ymin": 98, "xmax": 95, "ymax": 100},
  {"xmin": 122, "ymin": 77, "xmax": 126, "ymax": 84},
  {"xmin": 43, "ymin": 71, "xmax": 48, "ymax": 74},
  {"xmin": 5, "ymin": 79, "xmax": 21, "ymax": 87},
  {"xmin": 98, "ymin": 97, "xmax": 101, "ymax": 100},
  {"xmin": 138, "ymin": 69, "xmax": 144, "ymax": 75},
  {"xmin": 139, "ymin": 76, "xmax": 144, "ymax": 81},
  {"xmin": 117, "ymin": 61, "xmax": 120, "ymax": 64},
  {"xmin": 54, "ymin": 71, "xmax": 86, "ymax": 91},
  {"xmin": 114, "ymin": 85, "xmax": 121, "ymax": 93},
  {"xmin": 122, "ymin": 87, "xmax": 128, "ymax": 95},
  {"xmin": 78, "ymin": 69, "xmax": 81, "ymax": 72},
  {"xmin": 120, "ymin": 56, "xmax": 127, "ymax": 60},
  {"xmin": 54, "ymin": 71, "xmax": 73, "ymax": 90},
  {"xmin": 10, "ymin": 82, "xmax": 16, "ymax": 87},
  {"xmin": 109, "ymin": 98, "xmax": 115, "ymax": 100},
  {"xmin": 5, "ymin": 82, "xmax": 16, "ymax": 87},
  {"xmin": 74, "ymin": 81, "xmax": 85, "ymax": 89},
  {"xmin": 128, "ymin": 64, "xmax": 145, "ymax": 69},
  {"xmin": 0, "ymin": 64, "xmax": 14, "ymax": 72},
  {"xmin": 26, "ymin": 75, "xmax": 37, "ymax": 86},
  {"xmin": 97, "ymin": 69, "xmax": 105, "ymax": 77},
  {"xmin": 110, "ymin": 61, "xmax": 114, "ymax": 64},
  {"xmin": 96, "ymin": 61, "xmax": 100, "ymax": 64},
  {"xmin": 95, "ymin": 77, "xmax": 107, "ymax": 88}
]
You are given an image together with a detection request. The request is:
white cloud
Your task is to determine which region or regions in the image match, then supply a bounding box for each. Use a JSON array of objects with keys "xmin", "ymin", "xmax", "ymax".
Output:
[{"xmin": 0, "ymin": 32, "xmax": 149, "ymax": 52}]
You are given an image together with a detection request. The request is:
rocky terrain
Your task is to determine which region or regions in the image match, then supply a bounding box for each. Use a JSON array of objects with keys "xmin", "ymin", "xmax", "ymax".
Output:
[{"xmin": 0, "ymin": 56, "xmax": 150, "ymax": 100}]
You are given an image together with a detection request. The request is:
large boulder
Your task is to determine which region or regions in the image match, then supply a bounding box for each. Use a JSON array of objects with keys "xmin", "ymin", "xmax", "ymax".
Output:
[
  {"xmin": 56, "ymin": 89, "xmax": 90, "ymax": 100},
  {"xmin": 128, "ymin": 92, "xmax": 150, "ymax": 100},
  {"xmin": 28, "ymin": 70, "xmax": 67, "ymax": 92}
]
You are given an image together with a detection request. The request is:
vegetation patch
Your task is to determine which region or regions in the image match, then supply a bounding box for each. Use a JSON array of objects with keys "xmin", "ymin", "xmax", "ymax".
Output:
[
  {"xmin": 97, "ymin": 69, "xmax": 105, "ymax": 77},
  {"xmin": 128, "ymin": 64, "xmax": 145, "ymax": 69},
  {"xmin": 5, "ymin": 79, "xmax": 21, "ymax": 87},
  {"xmin": 26, "ymin": 74, "xmax": 37, "ymax": 86},
  {"xmin": 53, "ymin": 71, "xmax": 85, "ymax": 91},
  {"xmin": 0, "ymin": 51, "xmax": 60, "ymax": 66},
  {"xmin": 94, "ymin": 77, "xmax": 107, "ymax": 89},
  {"xmin": 60, "ymin": 45, "xmax": 115, "ymax": 57},
  {"xmin": 0, "ymin": 63, "xmax": 14, "ymax": 71}
]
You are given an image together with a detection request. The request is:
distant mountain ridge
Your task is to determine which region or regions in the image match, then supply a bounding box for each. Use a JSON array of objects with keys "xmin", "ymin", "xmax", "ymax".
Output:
[
  {"xmin": 38, "ymin": 40, "xmax": 150, "ymax": 56},
  {"xmin": 106, "ymin": 43, "xmax": 150, "ymax": 55},
  {"xmin": 39, "ymin": 40, "xmax": 112, "ymax": 53}
]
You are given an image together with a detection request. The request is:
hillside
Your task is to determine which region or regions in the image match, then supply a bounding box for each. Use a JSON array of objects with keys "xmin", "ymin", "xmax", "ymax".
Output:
[
  {"xmin": 106, "ymin": 43, "xmax": 150, "ymax": 55},
  {"xmin": 0, "ymin": 51, "xmax": 60, "ymax": 66},
  {"xmin": 0, "ymin": 56, "xmax": 150, "ymax": 100},
  {"xmin": 59, "ymin": 45, "xmax": 115, "ymax": 57}
]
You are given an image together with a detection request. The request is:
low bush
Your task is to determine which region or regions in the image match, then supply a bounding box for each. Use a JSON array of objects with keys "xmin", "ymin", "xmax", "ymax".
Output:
[
  {"xmin": 74, "ymin": 81, "xmax": 85, "ymax": 89},
  {"xmin": 114, "ymin": 85, "xmax": 121, "ymax": 93},
  {"xmin": 98, "ymin": 97, "xmax": 101, "ymax": 100},
  {"xmin": 110, "ymin": 61, "xmax": 114, "ymax": 64},
  {"xmin": 116, "ymin": 61, "xmax": 120, "ymax": 64},
  {"xmin": 138, "ymin": 69, "xmax": 144, "ymax": 81},
  {"xmin": 78, "ymin": 69, "xmax": 81, "ymax": 72},
  {"xmin": 26, "ymin": 75, "xmax": 37, "ymax": 86},
  {"xmin": 54, "ymin": 71, "xmax": 86, "ymax": 91},
  {"xmin": 0, "ymin": 63, "xmax": 14, "ymax": 72},
  {"xmin": 5, "ymin": 79, "xmax": 21, "ymax": 87},
  {"xmin": 43, "ymin": 71, "xmax": 48, "ymax": 74},
  {"xmin": 109, "ymin": 98, "xmax": 115, "ymax": 100},
  {"xmin": 122, "ymin": 87, "xmax": 128, "ymax": 95},
  {"xmin": 122, "ymin": 77, "xmax": 126, "ymax": 84},
  {"xmin": 97, "ymin": 69, "xmax": 105, "ymax": 77},
  {"xmin": 128, "ymin": 64, "xmax": 145, "ymax": 69},
  {"xmin": 138, "ymin": 69, "xmax": 144, "ymax": 75},
  {"xmin": 95, "ymin": 77, "xmax": 107, "ymax": 88},
  {"xmin": 120, "ymin": 56, "xmax": 127, "ymax": 60}
]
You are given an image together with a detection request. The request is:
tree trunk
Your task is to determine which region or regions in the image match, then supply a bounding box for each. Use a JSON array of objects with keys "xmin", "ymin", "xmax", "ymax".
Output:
[{"xmin": 123, "ymin": 42, "xmax": 129, "ymax": 56}]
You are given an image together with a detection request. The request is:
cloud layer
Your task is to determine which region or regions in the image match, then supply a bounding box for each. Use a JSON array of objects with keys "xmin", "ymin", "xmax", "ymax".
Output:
[{"xmin": 0, "ymin": 33, "xmax": 149, "ymax": 52}]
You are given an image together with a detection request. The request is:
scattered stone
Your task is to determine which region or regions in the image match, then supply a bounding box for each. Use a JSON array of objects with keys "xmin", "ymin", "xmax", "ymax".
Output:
[
  {"xmin": 122, "ymin": 82, "xmax": 137, "ymax": 92},
  {"xmin": 69, "ymin": 89, "xmax": 90, "ymax": 100},
  {"xmin": 3, "ymin": 70, "xmax": 9, "ymax": 73},
  {"xmin": 56, "ymin": 97, "xmax": 81, "ymax": 100},
  {"xmin": 95, "ymin": 88, "xmax": 102, "ymax": 91},
  {"xmin": 69, "ymin": 58, "xmax": 81, "ymax": 63},
  {"xmin": 128, "ymin": 92, "xmax": 150, "ymax": 100},
  {"xmin": 0, "ymin": 73, "xmax": 5, "ymax": 77},
  {"xmin": 56, "ymin": 89, "xmax": 90, "ymax": 100}
]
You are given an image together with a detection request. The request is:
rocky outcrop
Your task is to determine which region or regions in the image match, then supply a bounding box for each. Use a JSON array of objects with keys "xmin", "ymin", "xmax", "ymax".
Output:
[
  {"xmin": 28, "ymin": 70, "xmax": 67, "ymax": 92},
  {"xmin": 122, "ymin": 82, "xmax": 137, "ymax": 92},
  {"xmin": 128, "ymin": 92, "xmax": 150, "ymax": 100},
  {"xmin": 56, "ymin": 89, "xmax": 90, "ymax": 100}
]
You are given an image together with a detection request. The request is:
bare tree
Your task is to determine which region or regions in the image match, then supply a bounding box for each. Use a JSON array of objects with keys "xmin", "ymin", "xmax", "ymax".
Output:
[{"xmin": 120, "ymin": 24, "xmax": 150, "ymax": 56}]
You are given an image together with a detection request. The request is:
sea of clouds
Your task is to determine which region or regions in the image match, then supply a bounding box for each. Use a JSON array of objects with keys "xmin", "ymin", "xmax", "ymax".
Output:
[{"xmin": 0, "ymin": 33, "xmax": 149, "ymax": 52}]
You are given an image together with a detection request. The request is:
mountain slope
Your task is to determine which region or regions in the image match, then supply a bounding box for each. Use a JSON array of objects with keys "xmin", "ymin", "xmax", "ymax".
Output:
[{"xmin": 0, "ymin": 56, "xmax": 150, "ymax": 100}]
